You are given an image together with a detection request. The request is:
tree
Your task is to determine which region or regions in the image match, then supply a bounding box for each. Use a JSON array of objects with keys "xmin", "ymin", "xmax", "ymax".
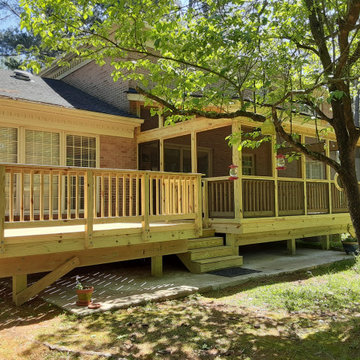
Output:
[
  {"xmin": 0, "ymin": 0, "xmax": 59, "ymax": 69},
  {"xmin": 20, "ymin": 0, "xmax": 360, "ymax": 242}
]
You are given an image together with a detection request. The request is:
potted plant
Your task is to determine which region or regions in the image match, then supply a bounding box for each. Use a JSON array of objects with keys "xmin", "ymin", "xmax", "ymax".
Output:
[
  {"xmin": 342, "ymin": 236, "xmax": 359, "ymax": 255},
  {"xmin": 75, "ymin": 276, "xmax": 94, "ymax": 306}
]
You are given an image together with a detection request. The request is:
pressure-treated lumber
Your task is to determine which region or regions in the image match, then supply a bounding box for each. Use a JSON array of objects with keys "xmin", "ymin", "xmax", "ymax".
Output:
[
  {"xmin": 0, "ymin": 240, "xmax": 187, "ymax": 278},
  {"xmin": 13, "ymin": 256, "xmax": 80, "ymax": 306},
  {"xmin": 320, "ymin": 235, "xmax": 330, "ymax": 250},
  {"xmin": 287, "ymin": 239, "xmax": 296, "ymax": 255},
  {"xmin": 12, "ymin": 274, "xmax": 27, "ymax": 303},
  {"xmin": 0, "ymin": 166, "xmax": 5, "ymax": 254},
  {"xmin": 151, "ymin": 255, "xmax": 163, "ymax": 277}
]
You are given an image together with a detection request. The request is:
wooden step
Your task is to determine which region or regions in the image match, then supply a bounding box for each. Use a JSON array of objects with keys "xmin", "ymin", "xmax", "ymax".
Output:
[
  {"xmin": 200, "ymin": 228, "xmax": 216, "ymax": 238},
  {"xmin": 195, "ymin": 255, "xmax": 244, "ymax": 273},
  {"xmin": 178, "ymin": 253, "xmax": 243, "ymax": 274},
  {"xmin": 188, "ymin": 246, "xmax": 234, "ymax": 261},
  {"xmin": 188, "ymin": 236, "xmax": 224, "ymax": 250}
]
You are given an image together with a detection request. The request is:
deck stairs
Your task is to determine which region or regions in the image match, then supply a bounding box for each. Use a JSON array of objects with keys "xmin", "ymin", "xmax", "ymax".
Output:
[{"xmin": 178, "ymin": 229, "xmax": 243, "ymax": 273}]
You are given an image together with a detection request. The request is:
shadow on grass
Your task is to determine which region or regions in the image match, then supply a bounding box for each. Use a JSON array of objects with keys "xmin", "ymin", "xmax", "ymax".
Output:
[
  {"xmin": 203, "ymin": 258, "xmax": 356, "ymax": 300},
  {"xmin": 0, "ymin": 281, "xmax": 61, "ymax": 331},
  {"xmin": 22, "ymin": 297, "xmax": 360, "ymax": 360}
]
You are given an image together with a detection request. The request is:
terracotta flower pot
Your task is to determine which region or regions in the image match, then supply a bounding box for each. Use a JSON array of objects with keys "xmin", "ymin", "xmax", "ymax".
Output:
[{"xmin": 76, "ymin": 286, "xmax": 94, "ymax": 306}]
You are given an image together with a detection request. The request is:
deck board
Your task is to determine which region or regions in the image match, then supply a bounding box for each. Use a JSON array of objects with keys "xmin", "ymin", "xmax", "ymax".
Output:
[{"xmin": 4, "ymin": 222, "xmax": 186, "ymax": 238}]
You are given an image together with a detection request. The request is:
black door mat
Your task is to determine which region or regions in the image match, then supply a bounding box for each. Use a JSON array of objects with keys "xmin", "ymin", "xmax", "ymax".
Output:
[{"xmin": 208, "ymin": 267, "xmax": 262, "ymax": 277}]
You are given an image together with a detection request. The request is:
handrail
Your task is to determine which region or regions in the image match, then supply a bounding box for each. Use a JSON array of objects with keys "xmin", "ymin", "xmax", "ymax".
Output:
[
  {"xmin": 0, "ymin": 164, "xmax": 202, "ymax": 252},
  {"xmin": 203, "ymin": 174, "xmax": 349, "ymax": 220}
]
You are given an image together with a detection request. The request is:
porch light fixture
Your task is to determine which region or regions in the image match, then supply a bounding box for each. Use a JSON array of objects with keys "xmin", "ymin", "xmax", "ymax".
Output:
[
  {"xmin": 261, "ymin": 118, "xmax": 276, "ymax": 136},
  {"xmin": 229, "ymin": 164, "xmax": 238, "ymax": 180},
  {"xmin": 276, "ymin": 154, "xmax": 286, "ymax": 170}
]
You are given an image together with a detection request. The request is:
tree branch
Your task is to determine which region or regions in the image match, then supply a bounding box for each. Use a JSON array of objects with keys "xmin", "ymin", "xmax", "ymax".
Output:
[
  {"xmin": 135, "ymin": 86, "xmax": 267, "ymax": 122},
  {"xmin": 271, "ymin": 107, "xmax": 341, "ymax": 171}
]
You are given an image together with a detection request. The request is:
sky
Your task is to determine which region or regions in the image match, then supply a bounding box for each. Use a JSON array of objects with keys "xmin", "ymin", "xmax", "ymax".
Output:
[{"xmin": 0, "ymin": 2, "xmax": 20, "ymax": 30}]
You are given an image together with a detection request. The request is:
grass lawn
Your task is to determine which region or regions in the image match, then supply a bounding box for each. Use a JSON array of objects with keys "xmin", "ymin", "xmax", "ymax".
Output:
[{"xmin": 1, "ymin": 258, "xmax": 360, "ymax": 360}]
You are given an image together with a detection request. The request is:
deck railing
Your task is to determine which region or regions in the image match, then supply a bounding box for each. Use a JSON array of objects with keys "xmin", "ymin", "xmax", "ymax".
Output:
[
  {"xmin": 0, "ymin": 164, "xmax": 202, "ymax": 250},
  {"xmin": 204, "ymin": 175, "xmax": 349, "ymax": 219}
]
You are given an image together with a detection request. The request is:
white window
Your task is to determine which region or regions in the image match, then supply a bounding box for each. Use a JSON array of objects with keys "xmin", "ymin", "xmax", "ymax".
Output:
[
  {"xmin": 25, "ymin": 130, "xmax": 60, "ymax": 165},
  {"xmin": 0, "ymin": 127, "xmax": 17, "ymax": 163},
  {"xmin": 66, "ymin": 135, "xmax": 96, "ymax": 167}
]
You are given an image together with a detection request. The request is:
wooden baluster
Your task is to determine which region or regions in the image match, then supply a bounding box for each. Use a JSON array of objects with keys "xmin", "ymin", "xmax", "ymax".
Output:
[
  {"xmin": 141, "ymin": 173, "xmax": 150, "ymax": 239},
  {"xmin": 183, "ymin": 178, "xmax": 188, "ymax": 214},
  {"xmin": 108, "ymin": 174, "xmax": 112, "ymax": 217},
  {"xmin": 66, "ymin": 173, "xmax": 71, "ymax": 220},
  {"xmin": 150, "ymin": 176, "xmax": 154, "ymax": 216},
  {"xmin": 40, "ymin": 171, "xmax": 44, "ymax": 221},
  {"xmin": 49, "ymin": 172, "xmax": 53, "ymax": 221},
  {"xmin": 20, "ymin": 171, "xmax": 24, "ymax": 222},
  {"xmin": 58, "ymin": 173, "xmax": 62, "ymax": 220},
  {"xmin": 75, "ymin": 174, "xmax": 79, "ymax": 219},
  {"xmin": 156, "ymin": 177, "xmax": 160, "ymax": 215},
  {"xmin": 115, "ymin": 175, "xmax": 119, "ymax": 217},
  {"xmin": 9, "ymin": 170, "xmax": 13, "ymax": 222},
  {"xmin": 29, "ymin": 171, "xmax": 34, "ymax": 221},
  {"xmin": 122, "ymin": 175, "xmax": 127, "ymax": 217},
  {"xmin": 100, "ymin": 174, "xmax": 105, "ymax": 218},
  {"xmin": 136, "ymin": 175, "xmax": 140, "ymax": 216},
  {"xmin": 85, "ymin": 170, "xmax": 94, "ymax": 248},
  {"xmin": 130, "ymin": 175, "xmax": 134, "ymax": 216}
]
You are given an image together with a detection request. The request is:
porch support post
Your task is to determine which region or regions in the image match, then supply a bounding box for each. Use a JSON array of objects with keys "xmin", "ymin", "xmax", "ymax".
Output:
[
  {"xmin": 320, "ymin": 235, "xmax": 330, "ymax": 250},
  {"xmin": 159, "ymin": 138, "xmax": 164, "ymax": 172},
  {"xmin": 325, "ymin": 139, "xmax": 332, "ymax": 213},
  {"xmin": 232, "ymin": 119, "xmax": 242, "ymax": 220},
  {"xmin": 191, "ymin": 131, "xmax": 197, "ymax": 173},
  {"xmin": 271, "ymin": 135, "xmax": 279, "ymax": 217},
  {"xmin": 151, "ymin": 255, "xmax": 163, "ymax": 277},
  {"xmin": 287, "ymin": 238, "xmax": 296, "ymax": 255},
  {"xmin": 301, "ymin": 135, "xmax": 308, "ymax": 215},
  {"xmin": 12, "ymin": 274, "xmax": 27, "ymax": 303},
  {"xmin": 85, "ymin": 170, "xmax": 94, "ymax": 249}
]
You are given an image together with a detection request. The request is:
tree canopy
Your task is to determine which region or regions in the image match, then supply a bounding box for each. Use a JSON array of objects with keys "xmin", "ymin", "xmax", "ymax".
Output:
[{"xmin": 20, "ymin": 0, "xmax": 360, "ymax": 239}]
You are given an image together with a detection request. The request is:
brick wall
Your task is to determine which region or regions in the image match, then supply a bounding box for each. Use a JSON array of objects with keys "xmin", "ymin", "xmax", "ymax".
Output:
[
  {"xmin": 63, "ymin": 60, "xmax": 130, "ymax": 111},
  {"xmin": 100, "ymin": 135, "xmax": 137, "ymax": 169}
]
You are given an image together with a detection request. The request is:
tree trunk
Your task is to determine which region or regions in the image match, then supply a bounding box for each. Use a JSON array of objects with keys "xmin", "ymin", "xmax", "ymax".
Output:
[{"xmin": 340, "ymin": 169, "xmax": 360, "ymax": 244}]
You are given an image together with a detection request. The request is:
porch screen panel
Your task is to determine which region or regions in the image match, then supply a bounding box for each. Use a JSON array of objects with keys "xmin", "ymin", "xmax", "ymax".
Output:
[{"xmin": 24, "ymin": 130, "xmax": 60, "ymax": 218}]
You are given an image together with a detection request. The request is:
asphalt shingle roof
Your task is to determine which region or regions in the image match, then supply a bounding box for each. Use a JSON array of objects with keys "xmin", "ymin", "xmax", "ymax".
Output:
[{"xmin": 0, "ymin": 69, "xmax": 137, "ymax": 118}]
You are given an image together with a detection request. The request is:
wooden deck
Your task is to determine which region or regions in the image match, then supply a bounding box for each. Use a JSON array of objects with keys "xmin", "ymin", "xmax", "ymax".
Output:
[{"xmin": 0, "ymin": 164, "xmax": 204, "ymax": 304}]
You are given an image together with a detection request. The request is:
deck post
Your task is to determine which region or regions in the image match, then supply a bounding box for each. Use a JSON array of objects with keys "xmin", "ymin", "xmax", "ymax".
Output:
[
  {"xmin": 191, "ymin": 131, "xmax": 197, "ymax": 173},
  {"xmin": 287, "ymin": 238, "xmax": 296, "ymax": 255},
  {"xmin": 195, "ymin": 175, "xmax": 203, "ymax": 236},
  {"xmin": 300, "ymin": 135, "xmax": 308, "ymax": 215},
  {"xmin": 202, "ymin": 179, "xmax": 209, "ymax": 228},
  {"xmin": 271, "ymin": 136, "xmax": 279, "ymax": 217},
  {"xmin": 232, "ymin": 119, "xmax": 242, "ymax": 220},
  {"xmin": 325, "ymin": 139, "xmax": 332, "ymax": 213},
  {"xmin": 151, "ymin": 255, "xmax": 163, "ymax": 277},
  {"xmin": 0, "ymin": 166, "xmax": 5, "ymax": 253},
  {"xmin": 12, "ymin": 274, "xmax": 27, "ymax": 303},
  {"xmin": 159, "ymin": 139, "xmax": 164, "ymax": 171},
  {"xmin": 142, "ymin": 173, "xmax": 150, "ymax": 240},
  {"xmin": 320, "ymin": 235, "xmax": 330, "ymax": 250},
  {"xmin": 85, "ymin": 170, "xmax": 94, "ymax": 248}
]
